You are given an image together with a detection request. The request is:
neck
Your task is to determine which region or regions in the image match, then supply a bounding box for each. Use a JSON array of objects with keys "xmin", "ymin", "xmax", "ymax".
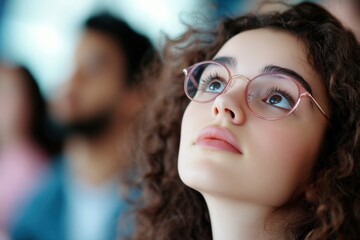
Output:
[
  {"xmin": 65, "ymin": 115, "xmax": 130, "ymax": 186},
  {"xmin": 204, "ymin": 195, "xmax": 284, "ymax": 240}
]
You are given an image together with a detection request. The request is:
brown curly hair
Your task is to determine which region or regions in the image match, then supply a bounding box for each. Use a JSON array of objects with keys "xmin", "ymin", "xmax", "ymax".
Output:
[{"xmin": 127, "ymin": 2, "xmax": 360, "ymax": 240}]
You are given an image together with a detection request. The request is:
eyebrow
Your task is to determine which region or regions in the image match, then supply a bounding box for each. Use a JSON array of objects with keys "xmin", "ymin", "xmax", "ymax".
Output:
[
  {"xmin": 262, "ymin": 65, "xmax": 313, "ymax": 95},
  {"xmin": 213, "ymin": 56, "xmax": 238, "ymax": 69},
  {"xmin": 213, "ymin": 56, "xmax": 313, "ymax": 94}
]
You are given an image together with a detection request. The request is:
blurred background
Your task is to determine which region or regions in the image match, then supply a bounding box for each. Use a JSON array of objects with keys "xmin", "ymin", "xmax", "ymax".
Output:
[
  {"xmin": 1, "ymin": 0, "xmax": 210, "ymax": 97},
  {"xmin": 0, "ymin": 0, "xmax": 243, "ymax": 97},
  {"xmin": 0, "ymin": 0, "xmax": 313, "ymax": 97},
  {"xmin": 0, "ymin": 0, "xmax": 357, "ymax": 98}
]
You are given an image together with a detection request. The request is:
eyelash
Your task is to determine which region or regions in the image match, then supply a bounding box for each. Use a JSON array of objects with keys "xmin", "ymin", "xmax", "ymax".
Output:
[
  {"xmin": 197, "ymin": 73, "xmax": 297, "ymax": 107},
  {"xmin": 199, "ymin": 73, "xmax": 227, "ymax": 90},
  {"xmin": 266, "ymin": 86, "xmax": 296, "ymax": 107}
]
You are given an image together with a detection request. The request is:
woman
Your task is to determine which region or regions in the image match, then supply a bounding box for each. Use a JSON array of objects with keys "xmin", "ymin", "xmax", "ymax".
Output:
[
  {"xmin": 0, "ymin": 63, "xmax": 59, "ymax": 235},
  {"xmin": 129, "ymin": 2, "xmax": 360, "ymax": 239}
]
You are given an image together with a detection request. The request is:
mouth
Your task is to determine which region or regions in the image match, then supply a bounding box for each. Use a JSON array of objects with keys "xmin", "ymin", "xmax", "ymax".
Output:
[{"xmin": 195, "ymin": 126, "xmax": 242, "ymax": 154}]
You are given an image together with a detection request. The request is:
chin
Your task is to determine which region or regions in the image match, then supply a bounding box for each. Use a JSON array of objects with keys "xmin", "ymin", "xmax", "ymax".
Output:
[{"xmin": 178, "ymin": 155, "xmax": 228, "ymax": 194}]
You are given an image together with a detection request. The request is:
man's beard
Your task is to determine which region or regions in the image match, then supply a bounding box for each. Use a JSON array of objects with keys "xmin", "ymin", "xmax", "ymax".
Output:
[{"xmin": 61, "ymin": 110, "xmax": 114, "ymax": 139}]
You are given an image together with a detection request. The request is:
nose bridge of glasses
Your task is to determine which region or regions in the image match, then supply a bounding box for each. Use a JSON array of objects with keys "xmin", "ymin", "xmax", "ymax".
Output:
[
  {"xmin": 226, "ymin": 74, "xmax": 250, "ymax": 90},
  {"xmin": 230, "ymin": 74, "xmax": 250, "ymax": 82}
]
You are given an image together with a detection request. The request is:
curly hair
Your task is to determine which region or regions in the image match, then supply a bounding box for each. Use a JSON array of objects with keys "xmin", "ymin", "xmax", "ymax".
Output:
[{"xmin": 127, "ymin": 2, "xmax": 360, "ymax": 240}]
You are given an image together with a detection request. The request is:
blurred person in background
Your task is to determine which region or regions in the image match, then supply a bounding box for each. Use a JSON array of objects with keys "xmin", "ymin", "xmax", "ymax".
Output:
[
  {"xmin": 10, "ymin": 12, "xmax": 153, "ymax": 240},
  {"xmin": 0, "ymin": 63, "xmax": 55, "ymax": 238},
  {"xmin": 321, "ymin": 0, "xmax": 360, "ymax": 42},
  {"xmin": 242, "ymin": 0, "xmax": 360, "ymax": 41}
]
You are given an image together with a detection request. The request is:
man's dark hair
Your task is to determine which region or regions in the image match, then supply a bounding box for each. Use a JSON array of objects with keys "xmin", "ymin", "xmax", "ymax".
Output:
[
  {"xmin": 84, "ymin": 12, "xmax": 154, "ymax": 86},
  {"xmin": 14, "ymin": 64, "xmax": 63, "ymax": 155}
]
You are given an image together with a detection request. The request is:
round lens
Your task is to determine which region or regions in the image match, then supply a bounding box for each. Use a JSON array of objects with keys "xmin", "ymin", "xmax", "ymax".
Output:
[
  {"xmin": 246, "ymin": 74, "xmax": 300, "ymax": 120},
  {"xmin": 185, "ymin": 62, "xmax": 230, "ymax": 102}
]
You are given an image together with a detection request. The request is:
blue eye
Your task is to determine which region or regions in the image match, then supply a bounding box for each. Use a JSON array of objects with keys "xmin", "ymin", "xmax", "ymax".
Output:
[
  {"xmin": 265, "ymin": 94, "xmax": 291, "ymax": 110},
  {"xmin": 264, "ymin": 87, "xmax": 295, "ymax": 110},
  {"xmin": 206, "ymin": 80, "xmax": 226, "ymax": 93},
  {"xmin": 199, "ymin": 73, "xmax": 227, "ymax": 94}
]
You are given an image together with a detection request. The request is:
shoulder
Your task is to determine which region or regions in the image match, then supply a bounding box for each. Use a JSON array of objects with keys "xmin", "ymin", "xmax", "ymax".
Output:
[{"xmin": 9, "ymin": 156, "xmax": 67, "ymax": 240}]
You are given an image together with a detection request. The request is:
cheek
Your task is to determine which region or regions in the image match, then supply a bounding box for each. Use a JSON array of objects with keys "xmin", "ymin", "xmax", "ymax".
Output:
[
  {"xmin": 178, "ymin": 103, "xmax": 212, "ymax": 187},
  {"xmin": 81, "ymin": 78, "xmax": 121, "ymax": 112},
  {"xmin": 245, "ymin": 123, "xmax": 322, "ymax": 205},
  {"xmin": 180, "ymin": 102, "xmax": 210, "ymax": 143}
]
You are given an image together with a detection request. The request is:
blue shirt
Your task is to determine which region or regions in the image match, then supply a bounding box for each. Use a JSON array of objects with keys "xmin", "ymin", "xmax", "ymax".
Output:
[{"xmin": 10, "ymin": 157, "xmax": 133, "ymax": 240}]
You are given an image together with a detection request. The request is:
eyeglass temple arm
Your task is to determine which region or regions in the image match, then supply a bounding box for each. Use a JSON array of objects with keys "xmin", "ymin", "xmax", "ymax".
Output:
[{"xmin": 307, "ymin": 94, "xmax": 329, "ymax": 120}]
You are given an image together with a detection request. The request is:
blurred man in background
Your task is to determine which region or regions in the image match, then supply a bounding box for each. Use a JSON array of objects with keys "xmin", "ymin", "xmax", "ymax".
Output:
[{"xmin": 11, "ymin": 12, "xmax": 153, "ymax": 240}]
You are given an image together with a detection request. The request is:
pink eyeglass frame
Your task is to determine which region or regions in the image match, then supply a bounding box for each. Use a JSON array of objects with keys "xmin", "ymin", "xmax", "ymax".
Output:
[{"xmin": 183, "ymin": 60, "xmax": 329, "ymax": 121}]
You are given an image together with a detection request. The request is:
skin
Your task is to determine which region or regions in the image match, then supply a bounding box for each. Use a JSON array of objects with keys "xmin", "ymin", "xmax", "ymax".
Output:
[
  {"xmin": 0, "ymin": 67, "xmax": 32, "ymax": 145},
  {"xmin": 178, "ymin": 28, "xmax": 329, "ymax": 239},
  {"xmin": 322, "ymin": 0, "xmax": 360, "ymax": 42}
]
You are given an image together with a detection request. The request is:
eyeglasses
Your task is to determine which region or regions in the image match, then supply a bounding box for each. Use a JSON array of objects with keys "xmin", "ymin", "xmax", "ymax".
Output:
[{"xmin": 183, "ymin": 60, "xmax": 328, "ymax": 121}]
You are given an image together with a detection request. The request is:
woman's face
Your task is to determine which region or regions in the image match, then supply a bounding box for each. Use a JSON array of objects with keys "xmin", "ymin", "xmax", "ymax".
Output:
[
  {"xmin": 178, "ymin": 28, "xmax": 329, "ymax": 207},
  {"xmin": 0, "ymin": 67, "xmax": 32, "ymax": 137}
]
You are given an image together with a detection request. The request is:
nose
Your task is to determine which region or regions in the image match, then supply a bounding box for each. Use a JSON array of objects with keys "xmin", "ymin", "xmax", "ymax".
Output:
[{"xmin": 211, "ymin": 87, "xmax": 246, "ymax": 125}]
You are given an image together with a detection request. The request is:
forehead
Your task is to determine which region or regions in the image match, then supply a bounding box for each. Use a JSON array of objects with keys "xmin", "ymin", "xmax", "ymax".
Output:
[
  {"xmin": 216, "ymin": 29, "xmax": 311, "ymax": 77},
  {"xmin": 215, "ymin": 28, "xmax": 326, "ymax": 99}
]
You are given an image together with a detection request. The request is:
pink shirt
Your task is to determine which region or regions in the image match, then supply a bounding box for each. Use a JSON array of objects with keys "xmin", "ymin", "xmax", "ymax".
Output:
[{"xmin": 0, "ymin": 142, "xmax": 48, "ymax": 230}]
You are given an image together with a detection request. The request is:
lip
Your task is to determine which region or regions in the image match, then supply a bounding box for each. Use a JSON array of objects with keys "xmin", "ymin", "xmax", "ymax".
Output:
[{"xmin": 195, "ymin": 126, "xmax": 242, "ymax": 154}]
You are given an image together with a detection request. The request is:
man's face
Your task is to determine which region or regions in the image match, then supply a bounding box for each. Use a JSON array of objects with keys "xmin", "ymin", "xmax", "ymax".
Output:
[{"xmin": 51, "ymin": 30, "xmax": 128, "ymax": 130}]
